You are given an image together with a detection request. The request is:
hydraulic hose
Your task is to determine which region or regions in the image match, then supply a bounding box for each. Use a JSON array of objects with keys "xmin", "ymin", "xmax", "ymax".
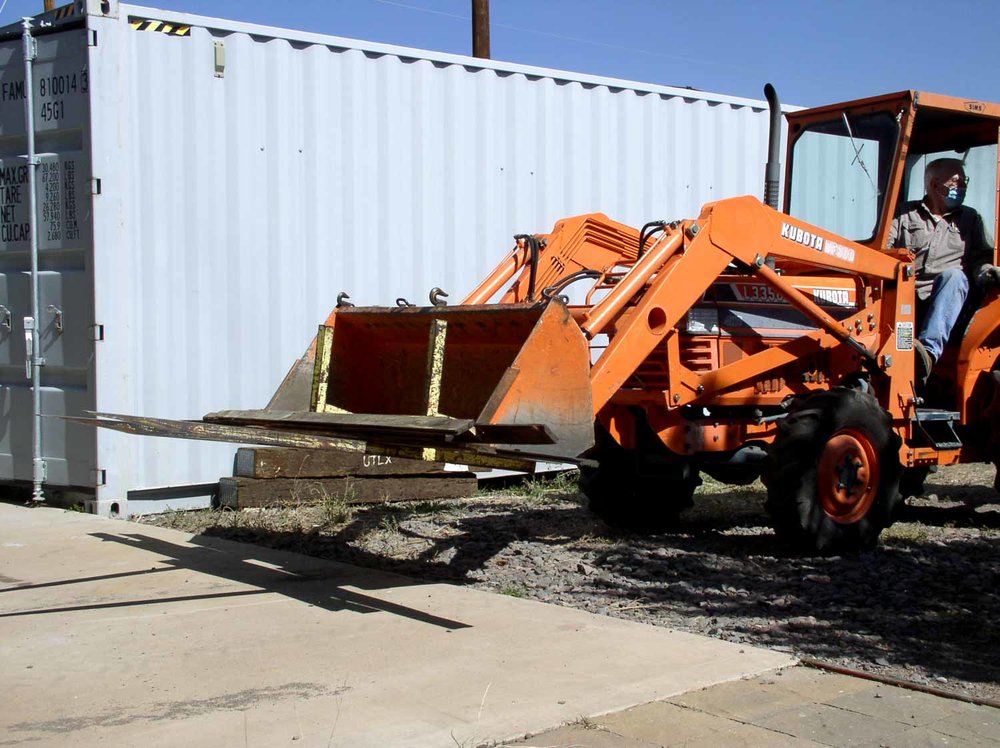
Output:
[
  {"xmin": 515, "ymin": 234, "xmax": 542, "ymax": 301},
  {"xmin": 541, "ymin": 269, "xmax": 604, "ymax": 301},
  {"xmin": 637, "ymin": 220, "xmax": 667, "ymax": 261}
]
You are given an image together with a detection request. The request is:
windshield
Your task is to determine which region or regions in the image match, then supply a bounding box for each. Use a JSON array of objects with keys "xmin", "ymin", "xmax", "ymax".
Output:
[{"xmin": 787, "ymin": 112, "xmax": 899, "ymax": 242}]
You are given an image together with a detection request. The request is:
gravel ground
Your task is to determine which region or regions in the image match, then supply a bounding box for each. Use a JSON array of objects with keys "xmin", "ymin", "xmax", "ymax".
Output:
[{"xmin": 143, "ymin": 462, "xmax": 1000, "ymax": 703}]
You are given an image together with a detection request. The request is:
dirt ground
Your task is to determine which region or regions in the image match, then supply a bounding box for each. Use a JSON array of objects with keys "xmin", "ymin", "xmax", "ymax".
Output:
[{"xmin": 143, "ymin": 461, "xmax": 1000, "ymax": 703}]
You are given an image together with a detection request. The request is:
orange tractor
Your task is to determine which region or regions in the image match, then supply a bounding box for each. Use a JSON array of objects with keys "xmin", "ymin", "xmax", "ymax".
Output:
[
  {"xmin": 97, "ymin": 87, "xmax": 1000, "ymax": 553},
  {"xmin": 298, "ymin": 87, "xmax": 1000, "ymax": 554}
]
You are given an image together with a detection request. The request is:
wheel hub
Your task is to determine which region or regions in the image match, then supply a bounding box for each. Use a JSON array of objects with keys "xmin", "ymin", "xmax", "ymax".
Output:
[{"xmin": 818, "ymin": 428, "xmax": 880, "ymax": 524}]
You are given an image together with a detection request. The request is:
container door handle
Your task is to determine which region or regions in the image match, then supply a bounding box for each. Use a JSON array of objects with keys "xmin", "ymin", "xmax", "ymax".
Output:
[{"xmin": 24, "ymin": 316, "xmax": 34, "ymax": 379}]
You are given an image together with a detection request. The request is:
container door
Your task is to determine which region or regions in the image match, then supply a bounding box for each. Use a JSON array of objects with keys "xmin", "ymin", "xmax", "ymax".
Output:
[{"xmin": 0, "ymin": 30, "xmax": 95, "ymax": 490}]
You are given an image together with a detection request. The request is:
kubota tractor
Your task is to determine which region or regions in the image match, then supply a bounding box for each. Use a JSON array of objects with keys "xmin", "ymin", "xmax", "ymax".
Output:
[
  {"xmin": 99, "ymin": 87, "xmax": 1000, "ymax": 554},
  {"xmin": 298, "ymin": 86, "xmax": 1000, "ymax": 554}
]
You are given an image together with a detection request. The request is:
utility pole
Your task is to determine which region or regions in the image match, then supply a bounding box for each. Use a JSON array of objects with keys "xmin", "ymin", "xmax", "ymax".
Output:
[{"xmin": 472, "ymin": 0, "xmax": 490, "ymax": 59}]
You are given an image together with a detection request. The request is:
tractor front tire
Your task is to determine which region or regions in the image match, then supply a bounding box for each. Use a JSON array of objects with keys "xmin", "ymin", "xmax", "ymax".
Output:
[
  {"xmin": 764, "ymin": 388, "xmax": 903, "ymax": 554},
  {"xmin": 579, "ymin": 429, "xmax": 698, "ymax": 532}
]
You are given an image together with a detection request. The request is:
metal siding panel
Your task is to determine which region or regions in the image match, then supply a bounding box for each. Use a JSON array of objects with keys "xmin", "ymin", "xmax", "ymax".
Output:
[{"xmin": 76, "ymin": 8, "xmax": 780, "ymax": 507}]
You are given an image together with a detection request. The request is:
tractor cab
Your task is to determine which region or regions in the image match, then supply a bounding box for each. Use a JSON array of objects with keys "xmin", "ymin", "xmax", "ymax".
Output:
[
  {"xmin": 783, "ymin": 91, "xmax": 1000, "ymax": 409},
  {"xmin": 783, "ymin": 90, "xmax": 1000, "ymax": 259}
]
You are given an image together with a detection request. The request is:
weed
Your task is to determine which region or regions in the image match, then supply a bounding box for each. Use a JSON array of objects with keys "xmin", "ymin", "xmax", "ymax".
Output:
[
  {"xmin": 409, "ymin": 501, "xmax": 448, "ymax": 515},
  {"xmin": 482, "ymin": 470, "xmax": 583, "ymax": 505},
  {"xmin": 497, "ymin": 582, "xmax": 526, "ymax": 598},
  {"xmin": 883, "ymin": 522, "xmax": 930, "ymax": 544},
  {"xmin": 571, "ymin": 715, "xmax": 600, "ymax": 730},
  {"xmin": 379, "ymin": 513, "xmax": 402, "ymax": 534},
  {"xmin": 320, "ymin": 490, "xmax": 355, "ymax": 526}
]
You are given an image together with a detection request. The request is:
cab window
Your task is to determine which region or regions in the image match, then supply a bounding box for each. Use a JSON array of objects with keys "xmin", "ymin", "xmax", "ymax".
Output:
[
  {"xmin": 902, "ymin": 144, "xmax": 998, "ymax": 243},
  {"xmin": 787, "ymin": 112, "xmax": 899, "ymax": 243}
]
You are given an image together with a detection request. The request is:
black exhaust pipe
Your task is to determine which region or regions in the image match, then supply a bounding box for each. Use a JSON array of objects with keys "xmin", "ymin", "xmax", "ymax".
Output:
[{"xmin": 763, "ymin": 83, "xmax": 782, "ymax": 211}]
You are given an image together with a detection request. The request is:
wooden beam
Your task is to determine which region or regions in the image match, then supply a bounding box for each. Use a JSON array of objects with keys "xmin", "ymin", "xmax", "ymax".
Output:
[
  {"xmin": 234, "ymin": 447, "xmax": 446, "ymax": 479},
  {"xmin": 203, "ymin": 409, "xmax": 476, "ymax": 440},
  {"xmin": 218, "ymin": 474, "xmax": 477, "ymax": 509}
]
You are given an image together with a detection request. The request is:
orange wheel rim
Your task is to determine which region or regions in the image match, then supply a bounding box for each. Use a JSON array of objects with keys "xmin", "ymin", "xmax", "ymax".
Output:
[{"xmin": 817, "ymin": 428, "xmax": 880, "ymax": 524}]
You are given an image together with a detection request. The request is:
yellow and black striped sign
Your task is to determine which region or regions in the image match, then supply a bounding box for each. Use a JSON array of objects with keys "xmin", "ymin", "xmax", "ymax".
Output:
[
  {"xmin": 52, "ymin": 4, "xmax": 77, "ymax": 20},
  {"xmin": 129, "ymin": 17, "xmax": 192, "ymax": 37}
]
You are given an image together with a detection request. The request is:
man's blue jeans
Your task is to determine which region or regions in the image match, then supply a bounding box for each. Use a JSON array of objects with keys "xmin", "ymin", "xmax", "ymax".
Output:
[{"xmin": 919, "ymin": 268, "xmax": 969, "ymax": 361}]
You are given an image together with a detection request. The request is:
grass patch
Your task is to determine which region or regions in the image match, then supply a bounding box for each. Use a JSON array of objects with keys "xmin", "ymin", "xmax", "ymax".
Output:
[
  {"xmin": 497, "ymin": 582, "xmax": 527, "ymax": 598},
  {"xmin": 479, "ymin": 470, "xmax": 583, "ymax": 506},
  {"xmin": 883, "ymin": 522, "xmax": 931, "ymax": 544}
]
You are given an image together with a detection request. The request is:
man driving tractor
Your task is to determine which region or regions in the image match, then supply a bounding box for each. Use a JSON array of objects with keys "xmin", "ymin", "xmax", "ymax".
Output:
[{"xmin": 888, "ymin": 157, "xmax": 999, "ymax": 380}]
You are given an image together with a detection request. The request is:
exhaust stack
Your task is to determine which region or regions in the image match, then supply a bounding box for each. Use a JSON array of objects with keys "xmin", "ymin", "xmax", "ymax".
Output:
[{"xmin": 763, "ymin": 83, "xmax": 782, "ymax": 210}]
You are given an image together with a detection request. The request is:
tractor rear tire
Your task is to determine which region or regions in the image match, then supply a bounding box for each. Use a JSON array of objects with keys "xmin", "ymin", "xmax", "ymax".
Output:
[
  {"xmin": 579, "ymin": 428, "xmax": 698, "ymax": 532},
  {"xmin": 763, "ymin": 388, "xmax": 903, "ymax": 554}
]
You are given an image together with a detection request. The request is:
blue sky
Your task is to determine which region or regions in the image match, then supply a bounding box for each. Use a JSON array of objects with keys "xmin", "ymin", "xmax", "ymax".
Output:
[{"xmin": 2, "ymin": 0, "xmax": 998, "ymax": 107}]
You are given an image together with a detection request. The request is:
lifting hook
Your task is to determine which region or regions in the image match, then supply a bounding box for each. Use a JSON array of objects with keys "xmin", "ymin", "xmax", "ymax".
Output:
[
  {"xmin": 336, "ymin": 292, "xmax": 353, "ymax": 308},
  {"xmin": 429, "ymin": 287, "xmax": 449, "ymax": 306}
]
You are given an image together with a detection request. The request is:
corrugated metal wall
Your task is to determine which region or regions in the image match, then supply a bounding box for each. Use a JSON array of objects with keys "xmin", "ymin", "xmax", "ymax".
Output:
[{"xmin": 81, "ymin": 5, "xmax": 779, "ymax": 509}]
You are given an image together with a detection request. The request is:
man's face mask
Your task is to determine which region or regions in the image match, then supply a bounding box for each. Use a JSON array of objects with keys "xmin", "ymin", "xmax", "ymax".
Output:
[{"xmin": 939, "ymin": 177, "xmax": 967, "ymax": 209}]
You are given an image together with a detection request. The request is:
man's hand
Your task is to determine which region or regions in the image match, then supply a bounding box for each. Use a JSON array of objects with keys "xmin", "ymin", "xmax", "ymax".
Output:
[{"xmin": 977, "ymin": 265, "xmax": 1000, "ymax": 287}]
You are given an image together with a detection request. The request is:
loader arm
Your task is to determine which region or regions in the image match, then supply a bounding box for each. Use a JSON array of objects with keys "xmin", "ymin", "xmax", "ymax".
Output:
[
  {"xmin": 463, "ymin": 214, "xmax": 651, "ymax": 307},
  {"xmin": 584, "ymin": 196, "xmax": 906, "ymax": 415}
]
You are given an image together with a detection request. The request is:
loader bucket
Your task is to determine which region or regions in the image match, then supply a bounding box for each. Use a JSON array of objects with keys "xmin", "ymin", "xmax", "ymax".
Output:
[{"xmin": 316, "ymin": 302, "xmax": 595, "ymax": 459}]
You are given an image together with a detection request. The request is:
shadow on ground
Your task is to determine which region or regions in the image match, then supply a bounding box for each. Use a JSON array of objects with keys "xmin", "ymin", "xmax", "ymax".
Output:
[{"xmin": 169, "ymin": 474, "xmax": 999, "ymax": 694}]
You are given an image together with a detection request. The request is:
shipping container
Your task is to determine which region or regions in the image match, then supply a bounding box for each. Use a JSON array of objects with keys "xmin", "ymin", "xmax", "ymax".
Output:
[{"xmin": 0, "ymin": 0, "xmax": 791, "ymax": 514}]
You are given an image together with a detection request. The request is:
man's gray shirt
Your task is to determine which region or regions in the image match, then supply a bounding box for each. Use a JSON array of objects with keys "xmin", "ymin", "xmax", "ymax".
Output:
[{"xmin": 888, "ymin": 199, "xmax": 994, "ymax": 300}]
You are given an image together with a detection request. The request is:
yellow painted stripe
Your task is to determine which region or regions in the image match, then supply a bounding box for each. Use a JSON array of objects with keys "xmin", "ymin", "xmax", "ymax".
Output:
[{"xmin": 130, "ymin": 18, "xmax": 192, "ymax": 36}]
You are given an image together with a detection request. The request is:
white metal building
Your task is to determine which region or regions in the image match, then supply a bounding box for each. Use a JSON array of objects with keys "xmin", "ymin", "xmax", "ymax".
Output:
[{"xmin": 0, "ymin": 0, "xmax": 788, "ymax": 514}]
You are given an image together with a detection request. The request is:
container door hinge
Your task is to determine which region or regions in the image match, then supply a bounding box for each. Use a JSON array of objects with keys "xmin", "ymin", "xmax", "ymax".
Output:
[
  {"xmin": 91, "ymin": 468, "xmax": 107, "ymax": 487},
  {"xmin": 89, "ymin": 177, "xmax": 101, "ymax": 195},
  {"xmin": 91, "ymin": 323, "xmax": 104, "ymax": 341}
]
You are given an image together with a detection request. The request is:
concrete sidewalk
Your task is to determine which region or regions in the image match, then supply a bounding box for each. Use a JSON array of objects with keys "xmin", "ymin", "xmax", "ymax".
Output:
[
  {"xmin": 511, "ymin": 666, "xmax": 1000, "ymax": 746},
  {"xmin": 3, "ymin": 503, "xmax": 997, "ymax": 748},
  {"xmin": 0, "ymin": 502, "xmax": 791, "ymax": 747}
]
